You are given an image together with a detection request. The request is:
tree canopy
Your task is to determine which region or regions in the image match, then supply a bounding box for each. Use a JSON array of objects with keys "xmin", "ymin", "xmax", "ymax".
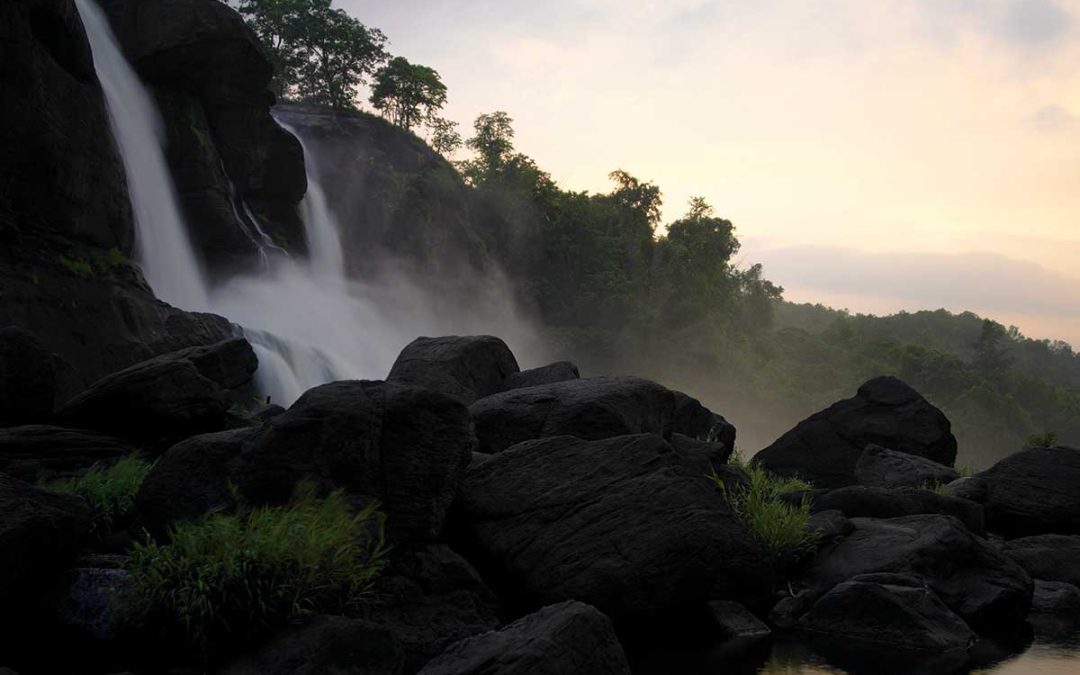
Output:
[{"xmin": 369, "ymin": 57, "xmax": 448, "ymax": 131}]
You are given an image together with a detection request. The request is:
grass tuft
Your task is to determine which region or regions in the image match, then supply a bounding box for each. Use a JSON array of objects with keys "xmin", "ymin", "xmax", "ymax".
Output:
[
  {"xmin": 712, "ymin": 456, "xmax": 820, "ymax": 572},
  {"xmin": 48, "ymin": 455, "xmax": 154, "ymax": 533},
  {"xmin": 125, "ymin": 487, "xmax": 388, "ymax": 650}
]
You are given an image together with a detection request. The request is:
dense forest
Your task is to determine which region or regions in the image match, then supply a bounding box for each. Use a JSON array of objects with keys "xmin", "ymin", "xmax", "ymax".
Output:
[{"xmin": 231, "ymin": 0, "xmax": 1080, "ymax": 467}]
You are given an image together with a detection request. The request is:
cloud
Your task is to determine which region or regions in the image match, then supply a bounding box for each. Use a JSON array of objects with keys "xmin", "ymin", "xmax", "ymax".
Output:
[
  {"xmin": 999, "ymin": 0, "xmax": 1073, "ymax": 46},
  {"xmin": 1028, "ymin": 103, "xmax": 1078, "ymax": 132}
]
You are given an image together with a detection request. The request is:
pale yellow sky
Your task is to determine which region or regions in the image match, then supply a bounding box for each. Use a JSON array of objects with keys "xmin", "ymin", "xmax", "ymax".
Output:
[{"xmin": 352, "ymin": 0, "xmax": 1080, "ymax": 344}]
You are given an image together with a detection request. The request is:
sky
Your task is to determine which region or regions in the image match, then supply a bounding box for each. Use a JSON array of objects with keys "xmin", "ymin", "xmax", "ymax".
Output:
[{"xmin": 347, "ymin": 0, "xmax": 1080, "ymax": 346}]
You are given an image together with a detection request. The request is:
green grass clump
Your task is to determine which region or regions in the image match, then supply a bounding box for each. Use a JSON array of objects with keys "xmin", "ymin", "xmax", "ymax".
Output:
[
  {"xmin": 712, "ymin": 456, "xmax": 820, "ymax": 571},
  {"xmin": 126, "ymin": 488, "xmax": 388, "ymax": 649},
  {"xmin": 48, "ymin": 455, "xmax": 154, "ymax": 533},
  {"xmin": 1023, "ymin": 430, "xmax": 1058, "ymax": 450}
]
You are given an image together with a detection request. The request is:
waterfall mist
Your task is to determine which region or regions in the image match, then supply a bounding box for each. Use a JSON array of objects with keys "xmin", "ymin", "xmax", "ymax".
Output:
[{"xmin": 76, "ymin": 0, "xmax": 545, "ymax": 406}]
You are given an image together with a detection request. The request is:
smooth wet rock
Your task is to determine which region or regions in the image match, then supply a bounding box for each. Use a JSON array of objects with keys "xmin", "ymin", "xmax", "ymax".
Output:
[
  {"xmin": 418, "ymin": 601, "xmax": 631, "ymax": 675},
  {"xmin": 980, "ymin": 446, "xmax": 1080, "ymax": 536},
  {"xmin": 135, "ymin": 427, "xmax": 257, "ymax": 531},
  {"xmin": 501, "ymin": 361, "xmax": 580, "ymax": 391},
  {"xmin": 0, "ymin": 327, "xmax": 57, "ymax": 427},
  {"xmin": 469, "ymin": 376, "xmax": 676, "ymax": 454},
  {"xmin": 238, "ymin": 380, "xmax": 474, "ymax": 543},
  {"xmin": 0, "ymin": 472, "xmax": 90, "ymax": 602},
  {"xmin": 799, "ymin": 515, "xmax": 1032, "ymax": 628},
  {"xmin": 755, "ymin": 377, "xmax": 957, "ymax": 488},
  {"xmin": 798, "ymin": 574, "xmax": 976, "ymax": 653},
  {"xmin": 812, "ymin": 486, "xmax": 985, "ymax": 535},
  {"xmin": 454, "ymin": 434, "xmax": 770, "ymax": 622},
  {"xmin": 220, "ymin": 615, "xmax": 404, "ymax": 675},
  {"xmin": 0, "ymin": 425, "xmax": 136, "ymax": 482},
  {"xmin": 1030, "ymin": 580, "xmax": 1080, "ymax": 614},
  {"xmin": 389, "ymin": 335, "xmax": 520, "ymax": 404},
  {"xmin": 1003, "ymin": 534, "xmax": 1080, "ymax": 588},
  {"xmin": 855, "ymin": 444, "xmax": 959, "ymax": 489}
]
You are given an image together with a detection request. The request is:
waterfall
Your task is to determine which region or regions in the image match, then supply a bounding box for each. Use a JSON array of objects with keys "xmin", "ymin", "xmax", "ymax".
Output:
[{"xmin": 74, "ymin": 0, "xmax": 209, "ymax": 311}]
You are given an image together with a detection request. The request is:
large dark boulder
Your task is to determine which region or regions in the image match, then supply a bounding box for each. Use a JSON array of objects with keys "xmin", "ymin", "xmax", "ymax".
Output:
[
  {"xmin": 135, "ymin": 427, "xmax": 257, "ymax": 531},
  {"xmin": 388, "ymin": 336, "xmax": 520, "ymax": 405},
  {"xmin": 469, "ymin": 377, "xmax": 677, "ymax": 454},
  {"xmin": 0, "ymin": 472, "xmax": 90, "ymax": 603},
  {"xmin": 855, "ymin": 444, "xmax": 959, "ymax": 489},
  {"xmin": 56, "ymin": 338, "xmax": 256, "ymax": 442},
  {"xmin": 1003, "ymin": 535, "xmax": 1080, "ymax": 589},
  {"xmin": 454, "ymin": 434, "xmax": 770, "ymax": 623},
  {"xmin": 500, "ymin": 361, "xmax": 579, "ymax": 392},
  {"xmin": 798, "ymin": 515, "xmax": 1031, "ymax": 628},
  {"xmin": 0, "ymin": 327, "xmax": 57, "ymax": 427},
  {"xmin": 221, "ymin": 615, "xmax": 404, "ymax": 675},
  {"xmin": 418, "ymin": 601, "xmax": 631, "ymax": 675},
  {"xmin": 0, "ymin": 425, "xmax": 136, "ymax": 482},
  {"xmin": 671, "ymin": 391, "xmax": 736, "ymax": 450},
  {"xmin": 812, "ymin": 486, "xmax": 985, "ymax": 535},
  {"xmin": 754, "ymin": 376, "xmax": 957, "ymax": 488},
  {"xmin": 101, "ymin": 0, "xmax": 306, "ymax": 271},
  {"xmin": 1031, "ymin": 580, "xmax": 1080, "ymax": 615},
  {"xmin": 237, "ymin": 380, "xmax": 474, "ymax": 543},
  {"xmin": 979, "ymin": 446, "xmax": 1080, "ymax": 536},
  {"xmin": 797, "ymin": 574, "xmax": 976, "ymax": 654}
]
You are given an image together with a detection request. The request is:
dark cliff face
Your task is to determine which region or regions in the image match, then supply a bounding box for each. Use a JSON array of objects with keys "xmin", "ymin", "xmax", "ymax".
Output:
[
  {"xmin": 0, "ymin": 0, "xmax": 237, "ymax": 396},
  {"xmin": 100, "ymin": 0, "xmax": 307, "ymax": 277},
  {"xmin": 271, "ymin": 104, "xmax": 489, "ymax": 280}
]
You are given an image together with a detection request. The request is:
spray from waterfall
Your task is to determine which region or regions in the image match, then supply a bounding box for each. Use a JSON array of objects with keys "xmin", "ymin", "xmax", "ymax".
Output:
[{"xmin": 74, "ymin": 0, "xmax": 209, "ymax": 311}]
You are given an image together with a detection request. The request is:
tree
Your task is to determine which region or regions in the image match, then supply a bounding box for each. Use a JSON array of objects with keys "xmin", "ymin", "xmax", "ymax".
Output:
[
  {"xmin": 460, "ymin": 111, "xmax": 516, "ymax": 183},
  {"xmin": 608, "ymin": 170, "xmax": 662, "ymax": 231},
  {"xmin": 233, "ymin": 0, "xmax": 387, "ymax": 109},
  {"xmin": 427, "ymin": 116, "xmax": 462, "ymax": 156},
  {"xmin": 369, "ymin": 57, "xmax": 448, "ymax": 131}
]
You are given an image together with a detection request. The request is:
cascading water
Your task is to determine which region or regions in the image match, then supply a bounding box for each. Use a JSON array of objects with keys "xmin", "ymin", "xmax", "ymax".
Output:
[{"xmin": 74, "ymin": 0, "xmax": 209, "ymax": 311}]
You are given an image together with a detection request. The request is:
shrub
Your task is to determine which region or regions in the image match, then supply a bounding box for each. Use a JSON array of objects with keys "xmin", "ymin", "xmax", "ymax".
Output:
[
  {"xmin": 712, "ymin": 458, "xmax": 819, "ymax": 571},
  {"xmin": 1023, "ymin": 430, "xmax": 1058, "ymax": 450},
  {"xmin": 48, "ymin": 455, "xmax": 154, "ymax": 533},
  {"xmin": 125, "ymin": 487, "xmax": 388, "ymax": 649}
]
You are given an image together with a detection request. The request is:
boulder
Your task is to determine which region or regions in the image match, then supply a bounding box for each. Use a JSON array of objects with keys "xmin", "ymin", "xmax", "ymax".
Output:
[
  {"xmin": 500, "ymin": 361, "xmax": 579, "ymax": 391},
  {"xmin": 237, "ymin": 380, "xmax": 474, "ymax": 543},
  {"xmin": 135, "ymin": 427, "xmax": 257, "ymax": 531},
  {"xmin": 361, "ymin": 544, "xmax": 501, "ymax": 673},
  {"xmin": 979, "ymin": 446, "xmax": 1080, "ymax": 536},
  {"xmin": 418, "ymin": 601, "xmax": 631, "ymax": 675},
  {"xmin": 854, "ymin": 444, "xmax": 959, "ymax": 489},
  {"xmin": 1003, "ymin": 535, "xmax": 1080, "ymax": 589},
  {"xmin": 754, "ymin": 377, "xmax": 957, "ymax": 488},
  {"xmin": 454, "ymin": 434, "xmax": 770, "ymax": 623},
  {"xmin": 0, "ymin": 425, "xmax": 136, "ymax": 482},
  {"xmin": 669, "ymin": 433, "xmax": 736, "ymax": 474},
  {"xmin": 798, "ymin": 515, "xmax": 1032, "ymax": 628},
  {"xmin": 671, "ymin": 391, "xmax": 736, "ymax": 451},
  {"xmin": 51, "ymin": 563, "xmax": 134, "ymax": 640},
  {"xmin": 806, "ymin": 509, "xmax": 854, "ymax": 543},
  {"xmin": 797, "ymin": 574, "xmax": 976, "ymax": 654},
  {"xmin": 388, "ymin": 336, "xmax": 520, "ymax": 405},
  {"xmin": 162, "ymin": 337, "xmax": 258, "ymax": 390},
  {"xmin": 0, "ymin": 472, "xmax": 90, "ymax": 602},
  {"xmin": 220, "ymin": 615, "xmax": 404, "ymax": 675},
  {"xmin": 469, "ymin": 377, "xmax": 676, "ymax": 454},
  {"xmin": 1030, "ymin": 580, "xmax": 1080, "ymax": 615},
  {"xmin": 707, "ymin": 601, "xmax": 771, "ymax": 641},
  {"xmin": 947, "ymin": 476, "xmax": 988, "ymax": 503},
  {"xmin": 812, "ymin": 486, "xmax": 985, "ymax": 535},
  {"xmin": 0, "ymin": 327, "xmax": 57, "ymax": 427}
]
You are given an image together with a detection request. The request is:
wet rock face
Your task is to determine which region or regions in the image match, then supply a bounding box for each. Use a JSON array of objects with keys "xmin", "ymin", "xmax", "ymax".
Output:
[
  {"xmin": 979, "ymin": 446, "xmax": 1080, "ymax": 537},
  {"xmin": 454, "ymin": 433, "xmax": 771, "ymax": 623},
  {"xmin": 754, "ymin": 376, "xmax": 957, "ymax": 488},
  {"xmin": 418, "ymin": 601, "xmax": 632, "ymax": 675}
]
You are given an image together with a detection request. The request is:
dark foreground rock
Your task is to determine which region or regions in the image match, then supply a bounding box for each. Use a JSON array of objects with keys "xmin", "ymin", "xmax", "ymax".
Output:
[
  {"xmin": 418, "ymin": 601, "xmax": 631, "ymax": 675},
  {"xmin": 755, "ymin": 377, "xmax": 957, "ymax": 488},
  {"xmin": 708, "ymin": 601, "xmax": 771, "ymax": 641},
  {"xmin": 56, "ymin": 339, "xmax": 256, "ymax": 442},
  {"xmin": 979, "ymin": 446, "xmax": 1080, "ymax": 536},
  {"xmin": 0, "ymin": 327, "xmax": 57, "ymax": 427},
  {"xmin": 454, "ymin": 433, "xmax": 769, "ymax": 623},
  {"xmin": 1003, "ymin": 535, "xmax": 1080, "ymax": 589},
  {"xmin": 0, "ymin": 472, "xmax": 90, "ymax": 603},
  {"xmin": 388, "ymin": 336, "xmax": 520, "ymax": 404},
  {"xmin": 855, "ymin": 444, "xmax": 959, "ymax": 489},
  {"xmin": 1030, "ymin": 580, "xmax": 1080, "ymax": 615},
  {"xmin": 500, "ymin": 361, "xmax": 579, "ymax": 391},
  {"xmin": 469, "ymin": 377, "xmax": 676, "ymax": 453},
  {"xmin": 798, "ymin": 574, "xmax": 976, "ymax": 653},
  {"xmin": 812, "ymin": 486, "xmax": 985, "ymax": 535},
  {"xmin": 0, "ymin": 425, "xmax": 136, "ymax": 482},
  {"xmin": 221, "ymin": 615, "xmax": 405, "ymax": 675},
  {"xmin": 798, "ymin": 515, "xmax": 1032, "ymax": 628},
  {"xmin": 672, "ymin": 392, "xmax": 737, "ymax": 450},
  {"xmin": 238, "ymin": 380, "xmax": 474, "ymax": 544}
]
